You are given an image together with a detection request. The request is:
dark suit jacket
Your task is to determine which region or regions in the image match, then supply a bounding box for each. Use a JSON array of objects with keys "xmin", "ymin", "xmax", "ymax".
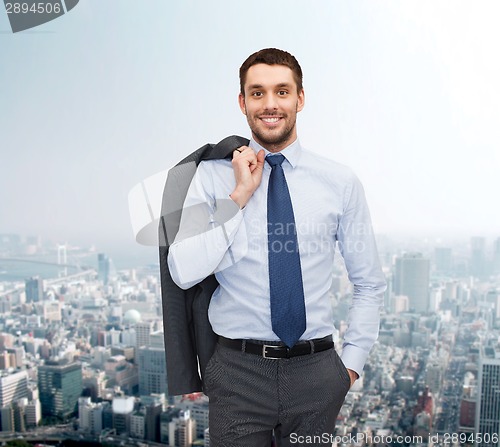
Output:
[{"xmin": 160, "ymin": 135, "xmax": 249, "ymax": 396}]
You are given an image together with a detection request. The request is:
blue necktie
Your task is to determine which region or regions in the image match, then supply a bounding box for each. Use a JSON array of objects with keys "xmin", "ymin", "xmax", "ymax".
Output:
[{"xmin": 266, "ymin": 154, "xmax": 306, "ymax": 348}]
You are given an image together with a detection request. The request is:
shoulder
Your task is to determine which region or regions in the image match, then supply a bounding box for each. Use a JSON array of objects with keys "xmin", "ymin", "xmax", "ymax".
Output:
[
  {"xmin": 196, "ymin": 158, "xmax": 233, "ymax": 180},
  {"xmin": 299, "ymin": 148, "xmax": 359, "ymax": 184}
]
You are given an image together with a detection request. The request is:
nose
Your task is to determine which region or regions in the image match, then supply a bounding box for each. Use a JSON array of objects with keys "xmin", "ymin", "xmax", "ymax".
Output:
[{"xmin": 263, "ymin": 94, "xmax": 278, "ymax": 111}]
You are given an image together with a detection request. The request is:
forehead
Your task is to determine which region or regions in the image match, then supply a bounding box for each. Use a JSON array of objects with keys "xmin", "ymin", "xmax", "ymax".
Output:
[{"xmin": 244, "ymin": 64, "xmax": 297, "ymax": 90}]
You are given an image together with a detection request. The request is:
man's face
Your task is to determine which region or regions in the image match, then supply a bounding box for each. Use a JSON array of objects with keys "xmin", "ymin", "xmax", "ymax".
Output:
[{"xmin": 239, "ymin": 64, "xmax": 305, "ymax": 152}]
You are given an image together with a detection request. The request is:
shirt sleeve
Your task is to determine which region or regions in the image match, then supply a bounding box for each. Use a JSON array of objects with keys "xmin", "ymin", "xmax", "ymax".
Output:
[
  {"xmin": 167, "ymin": 161, "xmax": 244, "ymax": 290},
  {"xmin": 337, "ymin": 173, "xmax": 386, "ymax": 376}
]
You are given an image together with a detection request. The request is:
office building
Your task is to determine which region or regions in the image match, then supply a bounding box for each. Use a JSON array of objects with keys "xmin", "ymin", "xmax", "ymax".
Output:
[
  {"xmin": 135, "ymin": 321, "xmax": 155, "ymax": 349},
  {"xmin": 0, "ymin": 370, "xmax": 29, "ymax": 408},
  {"xmin": 98, "ymin": 253, "xmax": 111, "ymax": 285},
  {"xmin": 130, "ymin": 410, "xmax": 146, "ymax": 439},
  {"xmin": 25, "ymin": 276, "xmax": 44, "ymax": 303},
  {"xmin": 79, "ymin": 397, "xmax": 106, "ymax": 435},
  {"xmin": 393, "ymin": 253, "xmax": 430, "ymax": 313},
  {"xmin": 145, "ymin": 402, "xmax": 162, "ymax": 442},
  {"xmin": 470, "ymin": 236, "xmax": 487, "ymax": 278},
  {"xmin": 169, "ymin": 409, "xmax": 196, "ymax": 447},
  {"xmin": 0, "ymin": 406, "xmax": 14, "ymax": 432},
  {"xmin": 38, "ymin": 361, "xmax": 82, "ymax": 419},
  {"xmin": 476, "ymin": 346, "xmax": 500, "ymax": 446},
  {"xmin": 24, "ymin": 399, "xmax": 42, "ymax": 427},
  {"xmin": 138, "ymin": 345, "xmax": 168, "ymax": 396},
  {"xmin": 112, "ymin": 396, "xmax": 134, "ymax": 435},
  {"xmin": 493, "ymin": 237, "xmax": 500, "ymax": 274}
]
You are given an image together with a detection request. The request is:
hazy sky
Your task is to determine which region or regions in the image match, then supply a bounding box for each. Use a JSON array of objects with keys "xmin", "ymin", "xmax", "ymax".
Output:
[{"xmin": 1, "ymin": 1, "xmax": 499, "ymax": 263}]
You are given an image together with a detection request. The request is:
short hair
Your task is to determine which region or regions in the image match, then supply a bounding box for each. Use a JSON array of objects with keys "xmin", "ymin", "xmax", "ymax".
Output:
[{"xmin": 239, "ymin": 48, "xmax": 303, "ymax": 95}]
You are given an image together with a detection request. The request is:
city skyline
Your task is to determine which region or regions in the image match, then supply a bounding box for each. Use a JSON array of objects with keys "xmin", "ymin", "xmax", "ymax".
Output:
[
  {"xmin": 1, "ymin": 1, "xmax": 499, "ymax": 255},
  {"xmin": 1, "ymin": 227, "xmax": 499, "ymax": 444}
]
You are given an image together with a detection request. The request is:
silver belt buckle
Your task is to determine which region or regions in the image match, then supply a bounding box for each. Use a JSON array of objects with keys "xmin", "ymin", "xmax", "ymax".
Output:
[{"xmin": 262, "ymin": 344, "xmax": 281, "ymax": 359}]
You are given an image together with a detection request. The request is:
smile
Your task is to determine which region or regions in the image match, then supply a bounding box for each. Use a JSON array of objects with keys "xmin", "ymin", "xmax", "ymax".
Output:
[{"xmin": 260, "ymin": 117, "xmax": 282, "ymax": 124}]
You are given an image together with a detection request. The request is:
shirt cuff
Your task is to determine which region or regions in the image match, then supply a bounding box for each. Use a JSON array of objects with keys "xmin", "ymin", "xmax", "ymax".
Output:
[{"xmin": 340, "ymin": 344, "xmax": 369, "ymax": 378}]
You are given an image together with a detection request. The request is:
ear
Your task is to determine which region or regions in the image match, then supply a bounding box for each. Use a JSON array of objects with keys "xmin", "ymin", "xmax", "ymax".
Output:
[
  {"xmin": 238, "ymin": 93, "xmax": 247, "ymax": 115},
  {"xmin": 296, "ymin": 89, "xmax": 305, "ymax": 113}
]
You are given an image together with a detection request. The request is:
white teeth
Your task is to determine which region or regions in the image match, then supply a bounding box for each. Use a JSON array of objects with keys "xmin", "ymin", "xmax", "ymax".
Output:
[{"xmin": 262, "ymin": 118, "xmax": 280, "ymax": 123}]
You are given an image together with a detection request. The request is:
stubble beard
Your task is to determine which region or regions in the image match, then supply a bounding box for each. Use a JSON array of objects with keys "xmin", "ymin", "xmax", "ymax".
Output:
[{"xmin": 246, "ymin": 108, "xmax": 298, "ymax": 150}]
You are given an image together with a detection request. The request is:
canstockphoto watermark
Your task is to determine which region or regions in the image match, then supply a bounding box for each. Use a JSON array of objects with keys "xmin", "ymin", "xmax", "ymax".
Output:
[
  {"xmin": 3, "ymin": 0, "xmax": 79, "ymax": 33},
  {"xmin": 290, "ymin": 433, "xmax": 425, "ymax": 445}
]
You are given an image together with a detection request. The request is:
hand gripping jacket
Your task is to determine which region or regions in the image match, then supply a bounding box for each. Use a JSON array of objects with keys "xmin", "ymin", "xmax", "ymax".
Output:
[{"xmin": 159, "ymin": 135, "xmax": 249, "ymax": 396}]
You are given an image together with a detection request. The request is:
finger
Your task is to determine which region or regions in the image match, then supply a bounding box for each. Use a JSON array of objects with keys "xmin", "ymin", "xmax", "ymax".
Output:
[
  {"xmin": 256, "ymin": 149, "xmax": 265, "ymax": 167},
  {"xmin": 248, "ymin": 153, "xmax": 259, "ymax": 171}
]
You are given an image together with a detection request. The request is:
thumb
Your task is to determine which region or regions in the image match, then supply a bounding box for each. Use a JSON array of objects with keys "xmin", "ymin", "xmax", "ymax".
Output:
[{"xmin": 256, "ymin": 149, "xmax": 266, "ymax": 168}]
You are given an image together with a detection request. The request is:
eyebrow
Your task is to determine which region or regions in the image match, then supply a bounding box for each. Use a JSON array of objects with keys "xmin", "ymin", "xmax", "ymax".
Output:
[{"xmin": 247, "ymin": 83, "xmax": 293, "ymax": 90}]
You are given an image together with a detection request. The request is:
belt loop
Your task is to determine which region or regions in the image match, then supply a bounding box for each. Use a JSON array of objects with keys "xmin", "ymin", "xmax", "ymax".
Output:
[
  {"xmin": 242, "ymin": 340, "xmax": 246, "ymax": 353},
  {"xmin": 308, "ymin": 340, "xmax": 314, "ymax": 354}
]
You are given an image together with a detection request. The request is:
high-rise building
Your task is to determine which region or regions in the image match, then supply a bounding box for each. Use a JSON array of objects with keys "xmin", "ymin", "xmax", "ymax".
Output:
[
  {"xmin": 470, "ymin": 236, "xmax": 487, "ymax": 278},
  {"xmin": 78, "ymin": 397, "xmax": 105, "ymax": 435},
  {"xmin": 112, "ymin": 396, "xmax": 134, "ymax": 435},
  {"xmin": 135, "ymin": 321, "xmax": 155, "ymax": 349},
  {"xmin": 476, "ymin": 346, "xmax": 500, "ymax": 446},
  {"xmin": 138, "ymin": 345, "xmax": 168, "ymax": 396},
  {"xmin": 0, "ymin": 406, "xmax": 14, "ymax": 432},
  {"xmin": 160, "ymin": 407, "xmax": 181, "ymax": 444},
  {"xmin": 169, "ymin": 409, "xmax": 196, "ymax": 447},
  {"xmin": 0, "ymin": 333, "xmax": 15, "ymax": 350},
  {"xmin": 98, "ymin": 253, "xmax": 111, "ymax": 285},
  {"xmin": 130, "ymin": 410, "xmax": 146, "ymax": 439},
  {"xmin": 493, "ymin": 237, "xmax": 500, "ymax": 274},
  {"xmin": 393, "ymin": 253, "xmax": 430, "ymax": 313},
  {"xmin": 0, "ymin": 370, "xmax": 29, "ymax": 408},
  {"xmin": 38, "ymin": 361, "xmax": 82, "ymax": 419},
  {"xmin": 25, "ymin": 276, "xmax": 44, "ymax": 303},
  {"xmin": 24, "ymin": 399, "xmax": 42, "ymax": 427},
  {"xmin": 178, "ymin": 395, "xmax": 209, "ymax": 440},
  {"xmin": 145, "ymin": 402, "xmax": 162, "ymax": 442},
  {"xmin": 12, "ymin": 400, "xmax": 26, "ymax": 433}
]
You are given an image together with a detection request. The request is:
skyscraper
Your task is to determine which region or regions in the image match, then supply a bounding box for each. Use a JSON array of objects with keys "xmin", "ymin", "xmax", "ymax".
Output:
[
  {"xmin": 137, "ymin": 332, "xmax": 167, "ymax": 396},
  {"xmin": 493, "ymin": 237, "xmax": 500, "ymax": 275},
  {"xmin": 38, "ymin": 361, "xmax": 82, "ymax": 419},
  {"xmin": 470, "ymin": 236, "xmax": 487, "ymax": 278},
  {"xmin": 393, "ymin": 253, "xmax": 430, "ymax": 313},
  {"xmin": 476, "ymin": 346, "xmax": 500, "ymax": 446},
  {"xmin": 98, "ymin": 253, "xmax": 112, "ymax": 285},
  {"xmin": 25, "ymin": 276, "xmax": 44, "ymax": 303},
  {"xmin": 135, "ymin": 321, "xmax": 155, "ymax": 349}
]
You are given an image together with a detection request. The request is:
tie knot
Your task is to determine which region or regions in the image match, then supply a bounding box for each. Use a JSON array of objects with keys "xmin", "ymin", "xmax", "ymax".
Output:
[{"xmin": 266, "ymin": 154, "xmax": 286, "ymax": 168}]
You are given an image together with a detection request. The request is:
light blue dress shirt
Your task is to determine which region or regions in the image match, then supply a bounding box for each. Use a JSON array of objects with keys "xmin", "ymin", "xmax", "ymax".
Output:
[{"xmin": 167, "ymin": 138, "xmax": 386, "ymax": 375}]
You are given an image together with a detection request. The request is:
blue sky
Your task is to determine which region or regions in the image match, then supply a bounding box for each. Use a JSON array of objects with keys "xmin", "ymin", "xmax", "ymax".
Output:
[{"xmin": 1, "ymin": 1, "xmax": 499, "ymax": 262}]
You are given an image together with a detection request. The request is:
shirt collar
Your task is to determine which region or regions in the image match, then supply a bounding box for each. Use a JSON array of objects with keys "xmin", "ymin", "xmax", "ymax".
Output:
[{"xmin": 249, "ymin": 138, "xmax": 302, "ymax": 169}]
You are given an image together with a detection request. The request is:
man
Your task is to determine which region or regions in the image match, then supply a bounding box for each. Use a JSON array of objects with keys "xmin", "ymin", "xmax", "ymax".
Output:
[{"xmin": 167, "ymin": 48, "xmax": 386, "ymax": 447}]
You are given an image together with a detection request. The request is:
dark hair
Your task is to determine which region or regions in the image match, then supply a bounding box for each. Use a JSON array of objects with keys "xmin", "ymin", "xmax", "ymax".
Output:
[{"xmin": 239, "ymin": 48, "xmax": 303, "ymax": 95}]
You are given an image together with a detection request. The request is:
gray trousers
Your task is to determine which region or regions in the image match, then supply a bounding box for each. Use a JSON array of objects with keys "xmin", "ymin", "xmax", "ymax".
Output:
[{"xmin": 204, "ymin": 341, "xmax": 351, "ymax": 447}]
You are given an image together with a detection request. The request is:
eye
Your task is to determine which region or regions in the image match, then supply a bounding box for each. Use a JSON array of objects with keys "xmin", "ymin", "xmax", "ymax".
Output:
[
  {"xmin": 278, "ymin": 90, "xmax": 288, "ymax": 96},
  {"xmin": 251, "ymin": 91, "xmax": 263, "ymax": 97}
]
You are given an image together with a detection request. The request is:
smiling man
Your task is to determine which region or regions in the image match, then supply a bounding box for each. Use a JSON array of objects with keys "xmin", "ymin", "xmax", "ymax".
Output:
[{"xmin": 167, "ymin": 48, "xmax": 386, "ymax": 447}]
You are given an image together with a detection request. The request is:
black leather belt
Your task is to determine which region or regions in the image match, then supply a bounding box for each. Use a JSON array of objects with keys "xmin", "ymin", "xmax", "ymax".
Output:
[{"xmin": 218, "ymin": 335, "xmax": 334, "ymax": 359}]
